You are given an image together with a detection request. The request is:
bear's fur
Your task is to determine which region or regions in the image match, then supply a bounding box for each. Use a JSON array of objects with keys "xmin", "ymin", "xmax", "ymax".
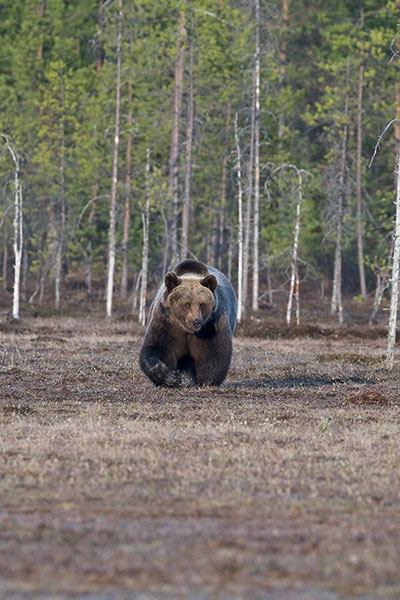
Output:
[{"xmin": 139, "ymin": 259, "xmax": 237, "ymax": 387}]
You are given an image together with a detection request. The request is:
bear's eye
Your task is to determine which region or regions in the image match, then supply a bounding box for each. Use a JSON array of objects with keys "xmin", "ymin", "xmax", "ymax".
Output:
[
  {"xmin": 185, "ymin": 302, "xmax": 191, "ymax": 308},
  {"xmin": 200, "ymin": 302, "xmax": 206, "ymax": 311}
]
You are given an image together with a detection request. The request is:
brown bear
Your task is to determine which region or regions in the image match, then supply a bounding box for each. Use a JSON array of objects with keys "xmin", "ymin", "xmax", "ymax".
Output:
[{"xmin": 139, "ymin": 259, "xmax": 237, "ymax": 387}]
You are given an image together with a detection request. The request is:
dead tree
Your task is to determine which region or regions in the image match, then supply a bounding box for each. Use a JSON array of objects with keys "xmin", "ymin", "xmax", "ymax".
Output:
[
  {"xmin": 1, "ymin": 135, "xmax": 23, "ymax": 320},
  {"xmin": 106, "ymin": 0, "xmax": 123, "ymax": 318}
]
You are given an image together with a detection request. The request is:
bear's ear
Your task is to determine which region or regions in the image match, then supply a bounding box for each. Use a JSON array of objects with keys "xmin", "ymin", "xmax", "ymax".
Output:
[
  {"xmin": 165, "ymin": 271, "xmax": 181, "ymax": 294},
  {"xmin": 201, "ymin": 274, "xmax": 217, "ymax": 293}
]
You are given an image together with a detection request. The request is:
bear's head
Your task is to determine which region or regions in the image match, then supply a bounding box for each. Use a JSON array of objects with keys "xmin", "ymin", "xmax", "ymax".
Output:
[{"xmin": 164, "ymin": 271, "xmax": 217, "ymax": 333}]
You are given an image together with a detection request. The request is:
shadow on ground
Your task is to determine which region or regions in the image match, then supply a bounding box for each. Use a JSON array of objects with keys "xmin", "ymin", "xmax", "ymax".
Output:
[{"xmin": 227, "ymin": 375, "xmax": 375, "ymax": 389}]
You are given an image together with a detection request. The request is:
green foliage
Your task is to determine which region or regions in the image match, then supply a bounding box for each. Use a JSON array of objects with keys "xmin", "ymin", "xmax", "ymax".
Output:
[{"xmin": 0, "ymin": 0, "xmax": 399, "ymax": 302}]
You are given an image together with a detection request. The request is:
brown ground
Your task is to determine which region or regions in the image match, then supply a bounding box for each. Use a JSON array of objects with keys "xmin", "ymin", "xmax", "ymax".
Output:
[{"xmin": 1, "ymin": 307, "xmax": 400, "ymax": 599}]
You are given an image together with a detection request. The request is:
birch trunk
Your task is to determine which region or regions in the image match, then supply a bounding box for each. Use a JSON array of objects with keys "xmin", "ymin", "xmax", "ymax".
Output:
[
  {"xmin": 106, "ymin": 0, "xmax": 123, "ymax": 318},
  {"xmin": 1, "ymin": 136, "xmax": 23, "ymax": 321},
  {"xmin": 2, "ymin": 218, "xmax": 8, "ymax": 291},
  {"xmin": 181, "ymin": 40, "xmax": 193, "ymax": 261},
  {"xmin": 386, "ymin": 156, "xmax": 400, "ymax": 370},
  {"xmin": 55, "ymin": 74, "xmax": 66, "ymax": 310},
  {"xmin": 234, "ymin": 114, "xmax": 244, "ymax": 322},
  {"xmin": 286, "ymin": 169, "xmax": 303, "ymax": 325},
  {"xmin": 331, "ymin": 69, "xmax": 349, "ymax": 324},
  {"xmin": 356, "ymin": 11, "xmax": 366, "ymax": 298},
  {"xmin": 120, "ymin": 80, "xmax": 133, "ymax": 299},
  {"xmin": 369, "ymin": 271, "xmax": 388, "ymax": 326},
  {"xmin": 169, "ymin": 9, "xmax": 186, "ymax": 267},
  {"xmin": 243, "ymin": 72, "xmax": 255, "ymax": 314},
  {"xmin": 139, "ymin": 148, "xmax": 151, "ymax": 326},
  {"xmin": 217, "ymin": 100, "xmax": 231, "ymax": 269},
  {"xmin": 252, "ymin": 0, "xmax": 261, "ymax": 312}
]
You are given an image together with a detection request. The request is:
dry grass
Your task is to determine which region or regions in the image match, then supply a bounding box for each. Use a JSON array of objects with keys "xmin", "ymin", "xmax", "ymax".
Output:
[{"xmin": 1, "ymin": 313, "xmax": 400, "ymax": 599}]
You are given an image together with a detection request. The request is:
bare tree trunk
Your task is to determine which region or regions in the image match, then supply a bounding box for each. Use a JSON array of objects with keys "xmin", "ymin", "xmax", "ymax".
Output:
[
  {"xmin": 369, "ymin": 271, "xmax": 388, "ymax": 326},
  {"xmin": 120, "ymin": 80, "xmax": 133, "ymax": 299},
  {"xmin": 217, "ymin": 100, "xmax": 232, "ymax": 270},
  {"xmin": 252, "ymin": 0, "xmax": 261, "ymax": 312},
  {"xmin": 106, "ymin": 0, "xmax": 123, "ymax": 318},
  {"xmin": 181, "ymin": 39, "xmax": 194, "ymax": 261},
  {"xmin": 331, "ymin": 68, "xmax": 349, "ymax": 324},
  {"xmin": 139, "ymin": 149, "xmax": 151, "ymax": 326},
  {"xmin": 395, "ymin": 87, "xmax": 400, "ymax": 161},
  {"xmin": 2, "ymin": 218, "xmax": 8, "ymax": 291},
  {"xmin": 169, "ymin": 9, "xmax": 186, "ymax": 267},
  {"xmin": 1, "ymin": 136, "xmax": 23, "ymax": 320},
  {"xmin": 55, "ymin": 74, "xmax": 66, "ymax": 310},
  {"xmin": 85, "ymin": 194, "xmax": 97, "ymax": 294},
  {"xmin": 21, "ymin": 240, "xmax": 28, "ymax": 302},
  {"xmin": 356, "ymin": 9, "xmax": 366, "ymax": 298},
  {"xmin": 243, "ymin": 72, "xmax": 255, "ymax": 314},
  {"xmin": 234, "ymin": 113, "xmax": 244, "ymax": 322},
  {"xmin": 286, "ymin": 168, "xmax": 303, "ymax": 325},
  {"xmin": 387, "ymin": 156, "xmax": 400, "ymax": 370}
]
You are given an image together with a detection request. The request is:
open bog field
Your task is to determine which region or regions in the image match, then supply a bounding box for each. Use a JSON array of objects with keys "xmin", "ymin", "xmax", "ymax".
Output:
[{"xmin": 1, "ymin": 312, "xmax": 400, "ymax": 600}]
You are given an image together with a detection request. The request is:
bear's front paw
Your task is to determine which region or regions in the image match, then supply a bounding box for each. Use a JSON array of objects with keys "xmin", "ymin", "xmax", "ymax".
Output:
[
  {"xmin": 162, "ymin": 368, "xmax": 182, "ymax": 388},
  {"xmin": 147, "ymin": 360, "xmax": 182, "ymax": 387}
]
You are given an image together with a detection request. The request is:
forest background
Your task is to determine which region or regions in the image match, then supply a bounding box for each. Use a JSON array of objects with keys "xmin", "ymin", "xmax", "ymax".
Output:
[{"xmin": 1, "ymin": 0, "xmax": 400, "ymax": 323}]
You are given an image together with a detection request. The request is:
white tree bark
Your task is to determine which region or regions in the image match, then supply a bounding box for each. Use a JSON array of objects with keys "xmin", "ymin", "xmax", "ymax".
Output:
[
  {"xmin": 356, "ymin": 35, "xmax": 367, "ymax": 298},
  {"xmin": 169, "ymin": 10, "xmax": 186, "ymax": 267},
  {"xmin": 252, "ymin": 0, "xmax": 261, "ymax": 312},
  {"xmin": 1, "ymin": 135, "xmax": 23, "ymax": 321},
  {"xmin": 55, "ymin": 72, "xmax": 66, "ymax": 310},
  {"xmin": 234, "ymin": 114, "xmax": 244, "ymax": 322},
  {"xmin": 181, "ymin": 40, "xmax": 193, "ymax": 261},
  {"xmin": 106, "ymin": 0, "xmax": 123, "ymax": 318},
  {"xmin": 139, "ymin": 148, "xmax": 151, "ymax": 327},
  {"xmin": 243, "ymin": 70, "xmax": 255, "ymax": 314},
  {"xmin": 330, "ymin": 68, "xmax": 349, "ymax": 325},
  {"xmin": 387, "ymin": 157, "xmax": 400, "ymax": 370},
  {"xmin": 286, "ymin": 167, "xmax": 303, "ymax": 325}
]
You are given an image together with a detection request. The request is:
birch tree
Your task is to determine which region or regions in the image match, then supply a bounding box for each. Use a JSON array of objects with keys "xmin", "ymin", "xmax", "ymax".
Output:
[
  {"xmin": 252, "ymin": 0, "xmax": 261, "ymax": 312},
  {"xmin": 369, "ymin": 119, "xmax": 400, "ymax": 369},
  {"xmin": 120, "ymin": 77, "xmax": 133, "ymax": 300},
  {"xmin": 168, "ymin": 9, "xmax": 186, "ymax": 269},
  {"xmin": 234, "ymin": 114, "xmax": 244, "ymax": 322},
  {"xmin": 386, "ymin": 156, "xmax": 400, "ymax": 370},
  {"xmin": 181, "ymin": 38, "xmax": 194, "ymax": 261},
  {"xmin": 330, "ymin": 62, "xmax": 350, "ymax": 325},
  {"xmin": 356, "ymin": 8, "xmax": 367, "ymax": 299},
  {"xmin": 106, "ymin": 0, "xmax": 123, "ymax": 318},
  {"xmin": 1, "ymin": 135, "xmax": 23, "ymax": 321},
  {"xmin": 139, "ymin": 148, "xmax": 151, "ymax": 327}
]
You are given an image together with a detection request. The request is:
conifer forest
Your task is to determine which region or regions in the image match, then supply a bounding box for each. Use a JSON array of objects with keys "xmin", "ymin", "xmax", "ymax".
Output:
[
  {"xmin": 4, "ymin": 4, "xmax": 400, "ymax": 599},
  {"xmin": 1, "ymin": 0, "xmax": 400, "ymax": 321}
]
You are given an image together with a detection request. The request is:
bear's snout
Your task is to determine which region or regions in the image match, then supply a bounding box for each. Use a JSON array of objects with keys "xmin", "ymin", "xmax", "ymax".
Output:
[{"xmin": 192, "ymin": 318, "xmax": 203, "ymax": 330}]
